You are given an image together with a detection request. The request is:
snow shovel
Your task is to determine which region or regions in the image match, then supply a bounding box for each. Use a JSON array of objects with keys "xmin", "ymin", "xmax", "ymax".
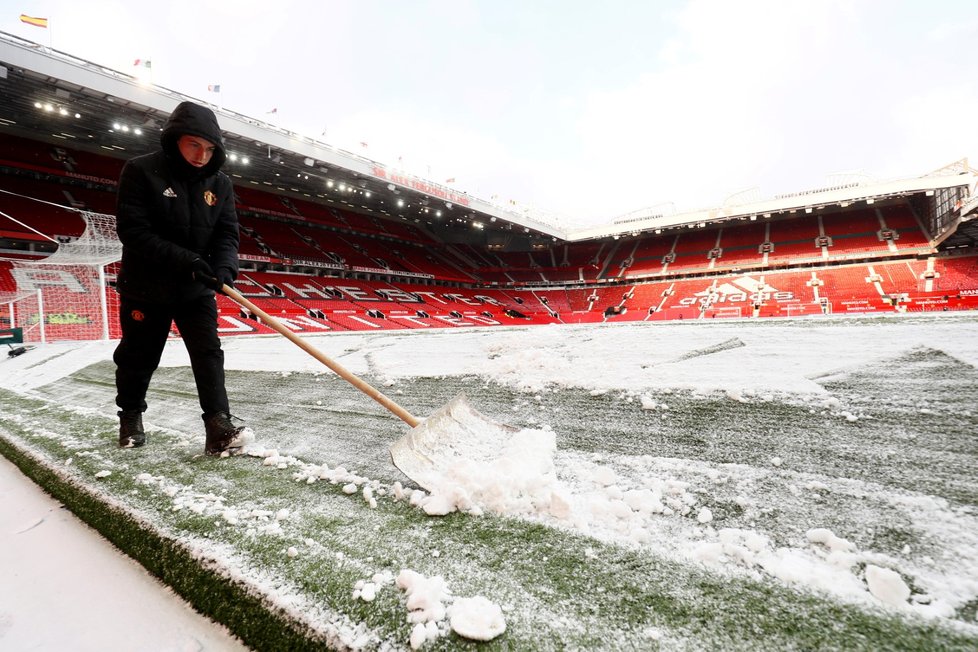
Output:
[{"xmin": 221, "ymin": 285, "xmax": 518, "ymax": 489}]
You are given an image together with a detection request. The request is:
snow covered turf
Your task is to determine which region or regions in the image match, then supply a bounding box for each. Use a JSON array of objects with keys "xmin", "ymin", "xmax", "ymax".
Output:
[{"xmin": 1, "ymin": 313, "xmax": 977, "ymax": 650}]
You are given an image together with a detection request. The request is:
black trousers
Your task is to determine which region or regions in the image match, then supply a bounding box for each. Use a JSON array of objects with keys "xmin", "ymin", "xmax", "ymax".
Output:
[{"xmin": 114, "ymin": 295, "xmax": 229, "ymax": 417}]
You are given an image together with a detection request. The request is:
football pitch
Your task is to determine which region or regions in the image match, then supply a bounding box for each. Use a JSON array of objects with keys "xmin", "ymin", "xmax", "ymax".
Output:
[{"xmin": 1, "ymin": 314, "xmax": 977, "ymax": 650}]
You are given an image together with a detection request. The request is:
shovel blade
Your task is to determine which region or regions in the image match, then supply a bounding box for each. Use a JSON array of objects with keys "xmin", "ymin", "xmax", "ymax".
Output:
[{"xmin": 390, "ymin": 392, "xmax": 519, "ymax": 491}]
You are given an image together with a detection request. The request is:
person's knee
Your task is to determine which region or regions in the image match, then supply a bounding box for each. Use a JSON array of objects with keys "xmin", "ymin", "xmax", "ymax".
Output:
[{"xmin": 186, "ymin": 338, "xmax": 224, "ymax": 360}]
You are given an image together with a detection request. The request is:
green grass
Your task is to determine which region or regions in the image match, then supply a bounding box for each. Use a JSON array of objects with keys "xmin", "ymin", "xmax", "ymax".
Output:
[{"xmin": 2, "ymin": 345, "xmax": 977, "ymax": 652}]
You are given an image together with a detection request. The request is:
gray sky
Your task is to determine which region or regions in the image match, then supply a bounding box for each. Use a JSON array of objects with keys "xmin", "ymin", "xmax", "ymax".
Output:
[{"xmin": 4, "ymin": 0, "xmax": 978, "ymax": 227}]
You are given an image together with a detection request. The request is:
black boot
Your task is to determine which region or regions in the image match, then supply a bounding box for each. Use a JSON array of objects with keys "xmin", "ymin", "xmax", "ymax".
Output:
[
  {"xmin": 204, "ymin": 412, "xmax": 246, "ymax": 455},
  {"xmin": 118, "ymin": 409, "xmax": 145, "ymax": 448}
]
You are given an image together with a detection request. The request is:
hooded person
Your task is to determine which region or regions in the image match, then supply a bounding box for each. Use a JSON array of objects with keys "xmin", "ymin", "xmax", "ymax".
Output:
[{"xmin": 113, "ymin": 100, "xmax": 247, "ymax": 455}]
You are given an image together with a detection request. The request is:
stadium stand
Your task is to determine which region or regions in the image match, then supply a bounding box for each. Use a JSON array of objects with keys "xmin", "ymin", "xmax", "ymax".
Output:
[{"xmin": 1, "ymin": 66, "xmax": 976, "ymax": 342}]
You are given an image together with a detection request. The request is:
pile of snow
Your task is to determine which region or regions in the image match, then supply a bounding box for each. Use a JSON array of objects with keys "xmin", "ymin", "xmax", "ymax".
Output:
[
  {"xmin": 398, "ymin": 423, "xmax": 560, "ymax": 518},
  {"xmin": 865, "ymin": 565, "xmax": 911, "ymax": 606},
  {"xmin": 396, "ymin": 569, "xmax": 505, "ymax": 648}
]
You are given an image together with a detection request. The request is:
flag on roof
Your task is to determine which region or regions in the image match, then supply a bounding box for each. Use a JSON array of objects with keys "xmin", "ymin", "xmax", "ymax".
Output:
[
  {"xmin": 133, "ymin": 59, "xmax": 152, "ymax": 69},
  {"xmin": 445, "ymin": 177, "xmax": 456, "ymax": 184},
  {"xmin": 20, "ymin": 14, "xmax": 48, "ymax": 28},
  {"xmin": 208, "ymin": 84, "xmax": 221, "ymax": 93}
]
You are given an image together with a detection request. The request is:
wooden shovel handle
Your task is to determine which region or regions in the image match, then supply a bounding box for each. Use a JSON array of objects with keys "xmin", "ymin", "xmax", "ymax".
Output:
[{"xmin": 221, "ymin": 285, "xmax": 421, "ymax": 427}]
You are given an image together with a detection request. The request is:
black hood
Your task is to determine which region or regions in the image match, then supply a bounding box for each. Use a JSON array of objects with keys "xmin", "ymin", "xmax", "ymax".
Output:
[{"xmin": 160, "ymin": 101, "xmax": 227, "ymax": 178}]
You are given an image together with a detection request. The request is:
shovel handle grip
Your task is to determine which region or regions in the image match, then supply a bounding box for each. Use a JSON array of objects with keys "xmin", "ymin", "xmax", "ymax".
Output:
[{"xmin": 221, "ymin": 284, "xmax": 421, "ymax": 427}]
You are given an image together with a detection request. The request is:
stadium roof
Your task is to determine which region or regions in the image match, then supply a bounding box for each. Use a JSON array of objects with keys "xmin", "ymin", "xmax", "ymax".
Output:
[{"xmin": 2, "ymin": 30, "xmax": 976, "ymax": 251}]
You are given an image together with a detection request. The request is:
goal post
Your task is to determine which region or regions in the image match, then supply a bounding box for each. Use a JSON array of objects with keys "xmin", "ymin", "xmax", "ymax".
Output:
[
  {"xmin": 0, "ymin": 289, "xmax": 46, "ymax": 344},
  {"xmin": 7, "ymin": 210, "xmax": 121, "ymax": 343}
]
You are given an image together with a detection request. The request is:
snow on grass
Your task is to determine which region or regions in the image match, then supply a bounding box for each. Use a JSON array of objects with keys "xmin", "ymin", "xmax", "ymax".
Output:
[{"xmin": 1, "ymin": 313, "xmax": 977, "ymax": 649}]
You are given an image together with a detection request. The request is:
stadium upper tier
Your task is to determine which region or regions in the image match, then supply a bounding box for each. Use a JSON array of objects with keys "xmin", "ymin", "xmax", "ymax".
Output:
[
  {"xmin": 2, "ymin": 28, "xmax": 977, "ymax": 248},
  {"xmin": 1, "ymin": 129, "xmax": 976, "ymax": 287},
  {"xmin": 2, "ymin": 29, "xmax": 978, "ymax": 342}
]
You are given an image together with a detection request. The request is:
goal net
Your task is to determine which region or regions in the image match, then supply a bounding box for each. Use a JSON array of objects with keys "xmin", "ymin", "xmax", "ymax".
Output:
[{"xmin": 5, "ymin": 211, "xmax": 122, "ymax": 343}]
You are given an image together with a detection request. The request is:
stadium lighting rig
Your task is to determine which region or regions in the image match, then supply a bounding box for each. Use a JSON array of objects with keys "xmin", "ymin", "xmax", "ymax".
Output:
[
  {"xmin": 34, "ymin": 101, "xmax": 81, "ymax": 119},
  {"xmin": 109, "ymin": 122, "xmax": 143, "ymax": 135}
]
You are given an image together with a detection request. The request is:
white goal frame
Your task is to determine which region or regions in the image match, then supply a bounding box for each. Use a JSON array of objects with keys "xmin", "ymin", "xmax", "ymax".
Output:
[{"xmin": 4, "ymin": 211, "xmax": 121, "ymax": 343}]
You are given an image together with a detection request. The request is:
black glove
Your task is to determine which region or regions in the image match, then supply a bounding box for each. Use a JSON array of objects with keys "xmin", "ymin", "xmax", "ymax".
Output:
[
  {"xmin": 191, "ymin": 258, "xmax": 219, "ymax": 290},
  {"xmin": 215, "ymin": 267, "xmax": 235, "ymax": 294}
]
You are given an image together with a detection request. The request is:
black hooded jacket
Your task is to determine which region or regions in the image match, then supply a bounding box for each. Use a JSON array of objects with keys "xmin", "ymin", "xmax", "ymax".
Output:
[{"xmin": 115, "ymin": 101, "xmax": 239, "ymax": 303}]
